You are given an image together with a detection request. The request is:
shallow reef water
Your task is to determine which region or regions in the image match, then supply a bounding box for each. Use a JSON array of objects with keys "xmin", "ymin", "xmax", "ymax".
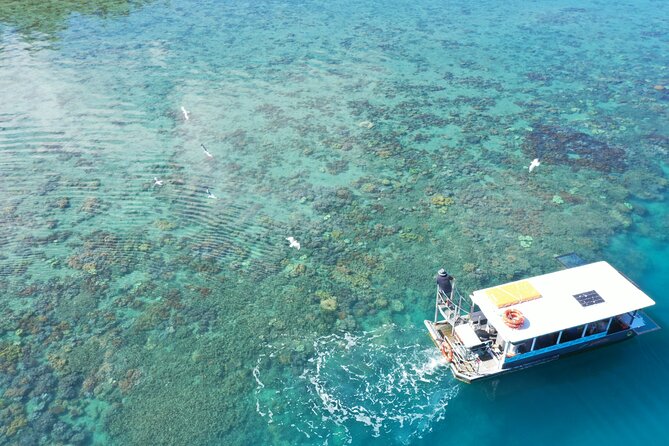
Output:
[
  {"xmin": 0, "ymin": 0, "xmax": 668, "ymax": 445},
  {"xmin": 254, "ymin": 326, "xmax": 458, "ymax": 445}
]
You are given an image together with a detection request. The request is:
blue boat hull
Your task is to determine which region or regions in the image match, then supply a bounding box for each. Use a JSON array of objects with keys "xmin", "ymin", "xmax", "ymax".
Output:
[{"xmin": 502, "ymin": 329, "xmax": 635, "ymax": 370}]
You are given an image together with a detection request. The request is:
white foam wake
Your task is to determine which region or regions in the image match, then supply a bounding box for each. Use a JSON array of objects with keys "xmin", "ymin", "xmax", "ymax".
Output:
[{"xmin": 254, "ymin": 325, "xmax": 460, "ymax": 444}]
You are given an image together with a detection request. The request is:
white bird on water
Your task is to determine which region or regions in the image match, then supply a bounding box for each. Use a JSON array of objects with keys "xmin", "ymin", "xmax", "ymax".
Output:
[
  {"xmin": 286, "ymin": 236, "xmax": 301, "ymax": 250},
  {"xmin": 201, "ymin": 144, "xmax": 213, "ymax": 158},
  {"xmin": 181, "ymin": 106, "xmax": 190, "ymax": 121},
  {"xmin": 153, "ymin": 177, "xmax": 163, "ymax": 186},
  {"xmin": 529, "ymin": 158, "xmax": 541, "ymax": 172},
  {"xmin": 206, "ymin": 188, "xmax": 217, "ymax": 199}
]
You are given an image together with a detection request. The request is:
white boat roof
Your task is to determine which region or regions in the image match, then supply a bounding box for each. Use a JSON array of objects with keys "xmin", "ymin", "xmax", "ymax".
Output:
[{"xmin": 471, "ymin": 261, "xmax": 655, "ymax": 343}]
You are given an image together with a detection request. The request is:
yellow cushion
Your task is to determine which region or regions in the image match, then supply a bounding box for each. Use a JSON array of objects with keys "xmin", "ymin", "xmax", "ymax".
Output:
[{"xmin": 486, "ymin": 280, "xmax": 541, "ymax": 308}]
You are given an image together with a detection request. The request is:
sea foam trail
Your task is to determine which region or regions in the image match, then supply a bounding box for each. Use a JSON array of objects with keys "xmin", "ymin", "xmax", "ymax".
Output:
[{"xmin": 254, "ymin": 325, "xmax": 460, "ymax": 445}]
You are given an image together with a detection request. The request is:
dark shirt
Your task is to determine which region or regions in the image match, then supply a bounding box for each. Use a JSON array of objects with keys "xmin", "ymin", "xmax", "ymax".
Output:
[{"xmin": 437, "ymin": 274, "xmax": 454, "ymax": 295}]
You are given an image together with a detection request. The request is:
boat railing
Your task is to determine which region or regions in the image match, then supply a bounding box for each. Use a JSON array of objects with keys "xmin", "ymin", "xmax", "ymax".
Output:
[
  {"xmin": 448, "ymin": 338, "xmax": 483, "ymax": 376},
  {"xmin": 434, "ymin": 286, "xmax": 472, "ymax": 324}
]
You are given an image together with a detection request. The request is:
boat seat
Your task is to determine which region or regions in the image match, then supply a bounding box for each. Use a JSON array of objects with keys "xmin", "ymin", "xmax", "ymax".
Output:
[{"xmin": 475, "ymin": 329, "xmax": 492, "ymax": 341}]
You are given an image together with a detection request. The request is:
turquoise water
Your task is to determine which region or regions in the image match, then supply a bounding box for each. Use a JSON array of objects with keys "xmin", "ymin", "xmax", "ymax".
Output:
[{"xmin": 0, "ymin": 0, "xmax": 668, "ymax": 444}]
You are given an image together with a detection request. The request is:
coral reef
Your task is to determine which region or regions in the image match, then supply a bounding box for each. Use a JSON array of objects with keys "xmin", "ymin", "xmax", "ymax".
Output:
[
  {"xmin": 518, "ymin": 235, "xmax": 534, "ymax": 248},
  {"xmin": 523, "ymin": 125, "xmax": 627, "ymax": 172},
  {"xmin": 0, "ymin": 1, "xmax": 667, "ymax": 445}
]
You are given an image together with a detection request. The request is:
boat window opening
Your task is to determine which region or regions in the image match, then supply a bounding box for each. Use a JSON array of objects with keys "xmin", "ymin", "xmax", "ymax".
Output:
[
  {"xmin": 586, "ymin": 319, "xmax": 609, "ymax": 336},
  {"xmin": 620, "ymin": 312, "xmax": 635, "ymax": 325},
  {"xmin": 560, "ymin": 325, "xmax": 585, "ymax": 343},
  {"xmin": 581, "ymin": 324, "xmax": 589, "ymax": 337},
  {"xmin": 534, "ymin": 332, "xmax": 560, "ymax": 350},
  {"xmin": 609, "ymin": 315, "xmax": 632, "ymax": 333},
  {"xmin": 515, "ymin": 339, "xmax": 533, "ymax": 354}
]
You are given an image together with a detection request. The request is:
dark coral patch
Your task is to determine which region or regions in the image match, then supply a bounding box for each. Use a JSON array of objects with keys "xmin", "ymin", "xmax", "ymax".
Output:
[{"xmin": 523, "ymin": 125, "xmax": 627, "ymax": 172}]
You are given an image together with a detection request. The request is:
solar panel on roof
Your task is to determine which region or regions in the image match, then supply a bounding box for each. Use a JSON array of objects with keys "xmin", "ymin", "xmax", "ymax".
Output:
[{"xmin": 573, "ymin": 290, "xmax": 604, "ymax": 307}]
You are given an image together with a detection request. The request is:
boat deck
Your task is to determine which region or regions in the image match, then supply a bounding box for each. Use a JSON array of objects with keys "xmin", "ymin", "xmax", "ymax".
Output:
[{"xmin": 429, "ymin": 320, "xmax": 503, "ymax": 382}]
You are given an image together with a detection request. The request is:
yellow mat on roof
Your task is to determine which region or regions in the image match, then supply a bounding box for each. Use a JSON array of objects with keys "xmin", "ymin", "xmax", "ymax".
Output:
[{"xmin": 486, "ymin": 280, "xmax": 542, "ymax": 308}]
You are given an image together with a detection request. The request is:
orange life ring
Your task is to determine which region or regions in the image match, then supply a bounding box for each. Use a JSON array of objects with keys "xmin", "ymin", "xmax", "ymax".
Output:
[
  {"xmin": 503, "ymin": 308, "xmax": 525, "ymax": 329},
  {"xmin": 440, "ymin": 340, "xmax": 453, "ymax": 362}
]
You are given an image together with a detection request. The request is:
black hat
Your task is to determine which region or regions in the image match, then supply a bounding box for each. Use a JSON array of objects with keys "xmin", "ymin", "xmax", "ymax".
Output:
[{"xmin": 438, "ymin": 268, "xmax": 447, "ymax": 277}]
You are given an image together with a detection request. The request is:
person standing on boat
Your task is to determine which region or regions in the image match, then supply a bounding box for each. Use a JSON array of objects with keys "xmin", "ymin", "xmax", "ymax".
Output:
[{"xmin": 436, "ymin": 268, "xmax": 455, "ymax": 297}]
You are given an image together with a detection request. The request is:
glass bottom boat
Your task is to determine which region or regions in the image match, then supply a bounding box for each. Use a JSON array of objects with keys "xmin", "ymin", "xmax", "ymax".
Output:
[{"xmin": 425, "ymin": 256, "xmax": 660, "ymax": 383}]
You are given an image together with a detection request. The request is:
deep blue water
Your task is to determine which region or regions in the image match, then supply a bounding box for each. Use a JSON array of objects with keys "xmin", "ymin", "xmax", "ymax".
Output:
[{"xmin": 0, "ymin": 0, "xmax": 667, "ymax": 444}]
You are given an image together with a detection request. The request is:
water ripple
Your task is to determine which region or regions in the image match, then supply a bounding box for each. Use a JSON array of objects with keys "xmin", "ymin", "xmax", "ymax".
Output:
[{"xmin": 254, "ymin": 325, "xmax": 459, "ymax": 445}]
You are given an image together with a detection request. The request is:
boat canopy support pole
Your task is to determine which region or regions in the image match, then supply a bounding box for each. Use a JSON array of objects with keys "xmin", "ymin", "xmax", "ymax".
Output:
[{"xmin": 502, "ymin": 340, "xmax": 510, "ymax": 361}]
